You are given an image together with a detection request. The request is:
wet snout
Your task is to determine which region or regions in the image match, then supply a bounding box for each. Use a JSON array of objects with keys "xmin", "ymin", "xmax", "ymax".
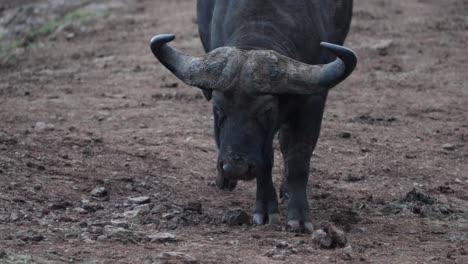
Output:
[{"xmin": 218, "ymin": 158, "xmax": 255, "ymax": 180}]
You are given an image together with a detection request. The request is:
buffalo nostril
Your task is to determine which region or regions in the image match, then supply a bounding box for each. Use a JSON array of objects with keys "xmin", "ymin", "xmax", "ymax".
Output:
[{"xmin": 222, "ymin": 163, "xmax": 234, "ymax": 173}]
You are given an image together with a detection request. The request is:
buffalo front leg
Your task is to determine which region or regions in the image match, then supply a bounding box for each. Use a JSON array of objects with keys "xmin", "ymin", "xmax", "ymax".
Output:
[
  {"xmin": 253, "ymin": 146, "xmax": 280, "ymax": 225},
  {"xmin": 279, "ymin": 96, "xmax": 325, "ymax": 233},
  {"xmin": 253, "ymin": 172, "xmax": 280, "ymax": 225}
]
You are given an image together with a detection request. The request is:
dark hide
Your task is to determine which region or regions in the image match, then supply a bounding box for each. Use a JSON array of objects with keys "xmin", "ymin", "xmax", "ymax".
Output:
[{"xmin": 195, "ymin": 0, "xmax": 354, "ymax": 233}]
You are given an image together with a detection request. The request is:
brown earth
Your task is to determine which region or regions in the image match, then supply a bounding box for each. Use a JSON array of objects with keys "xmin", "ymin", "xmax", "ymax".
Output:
[{"xmin": 0, "ymin": 0, "xmax": 467, "ymax": 263}]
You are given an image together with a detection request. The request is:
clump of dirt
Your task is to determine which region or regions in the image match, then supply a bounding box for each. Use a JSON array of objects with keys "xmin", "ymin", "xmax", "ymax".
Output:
[
  {"xmin": 379, "ymin": 188, "xmax": 462, "ymax": 219},
  {"xmin": 311, "ymin": 222, "xmax": 348, "ymax": 249}
]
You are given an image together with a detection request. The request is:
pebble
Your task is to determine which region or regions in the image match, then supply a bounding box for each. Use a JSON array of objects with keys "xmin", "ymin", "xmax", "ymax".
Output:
[
  {"xmin": 272, "ymin": 254, "xmax": 286, "ymax": 261},
  {"xmin": 442, "ymin": 143, "xmax": 455, "ymax": 151},
  {"xmin": 90, "ymin": 186, "xmax": 107, "ymax": 197},
  {"xmin": 222, "ymin": 209, "xmax": 251, "ymax": 226},
  {"xmin": 128, "ymin": 196, "xmax": 151, "ymax": 205},
  {"xmin": 339, "ymin": 132, "xmax": 352, "ymax": 139},
  {"xmin": 184, "ymin": 202, "xmax": 203, "ymax": 214},
  {"xmin": 371, "ymin": 39, "xmax": 393, "ymax": 56},
  {"xmin": 111, "ymin": 219, "xmax": 129, "ymax": 229},
  {"xmin": 34, "ymin": 122, "xmax": 55, "ymax": 132},
  {"xmin": 157, "ymin": 252, "xmax": 198, "ymax": 264},
  {"xmin": 16, "ymin": 230, "xmax": 45, "ymax": 242},
  {"xmin": 122, "ymin": 208, "xmax": 144, "ymax": 219},
  {"xmin": 147, "ymin": 232, "xmax": 176, "ymax": 243},
  {"xmin": 134, "ymin": 204, "xmax": 151, "ymax": 212},
  {"xmin": 48, "ymin": 201, "xmax": 72, "ymax": 211},
  {"xmin": 73, "ymin": 207, "xmax": 88, "ymax": 214},
  {"xmin": 312, "ymin": 223, "xmax": 347, "ymax": 249}
]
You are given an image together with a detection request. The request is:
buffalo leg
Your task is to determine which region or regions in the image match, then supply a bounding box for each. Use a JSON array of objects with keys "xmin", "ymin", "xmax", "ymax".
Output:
[
  {"xmin": 253, "ymin": 146, "xmax": 280, "ymax": 225},
  {"xmin": 279, "ymin": 95, "xmax": 326, "ymax": 233}
]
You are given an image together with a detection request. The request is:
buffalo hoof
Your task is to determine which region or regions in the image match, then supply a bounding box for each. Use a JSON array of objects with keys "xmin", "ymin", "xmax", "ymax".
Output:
[
  {"xmin": 216, "ymin": 173, "xmax": 237, "ymax": 191},
  {"xmin": 287, "ymin": 220, "xmax": 314, "ymax": 234},
  {"xmin": 252, "ymin": 213, "xmax": 281, "ymax": 225}
]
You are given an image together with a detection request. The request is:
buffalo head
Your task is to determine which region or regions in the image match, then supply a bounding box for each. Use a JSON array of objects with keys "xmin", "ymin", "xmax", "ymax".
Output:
[{"xmin": 150, "ymin": 34, "xmax": 357, "ymax": 191}]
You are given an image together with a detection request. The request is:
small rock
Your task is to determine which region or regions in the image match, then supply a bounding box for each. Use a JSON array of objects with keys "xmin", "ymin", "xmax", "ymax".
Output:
[
  {"xmin": 312, "ymin": 223, "xmax": 348, "ymax": 249},
  {"xmin": 442, "ymin": 143, "xmax": 455, "ymax": 151},
  {"xmin": 122, "ymin": 208, "xmax": 144, "ymax": 219},
  {"xmin": 222, "ymin": 209, "xmax": 251, "ymax": 226},
  {"xmin": 16, "ymin": 230, "xmax": 45, "ymax": 242},
  {"xmin": 371, "ymin": 39, "xmax": 393, "ymax": 56},
  {"xmin": 339, "ymin": 132, "xmax": 352, "ymax": 139},
  {"xmin": 34, "ymin": 122, "xmax": 55, "ymax": 132},
  {"xmin": 184, "ymin": 202, "xmax": 203, "ymax": 214},
  {"xmin": 345, "ymin": 175, "xmax": 365, "ymax": 182},
  {"xmin": 128, "ymin": 196, "xmax": 151, "ymax": 205},
  {"xmin": 151, "ymin": 204, "xmax": 167, "ymax": 214},
  {"xmin": 111, "ymin": 219, "xmax": 129, "ymax": 229},
  {"xmin": 272, "ymin": 254, "xmax": 286, "ymax": 261},
  {"xmin": 324, "ymin": 223, "xmax": 347, "ymax": 248},
  {"xmin": 83, "ymin": 202, "xmax": 103, "ymax": 212},
  {"xmin": 103, "ymin": 225, "xmax": 138, "ymax": 242},
  {"xmin": 162, "ymin": 209, "xmax": 181, "ymax": 220},
  {"xmin": 157, "ymin": 252, "xmax": 198, "ymax": 264},
  {"xmin": 73, "ymin": 207, "xmax": 88, "ymax": 214},
  {"xmin": 147, "ymin": 232, "xmax": 176, "ymax": 243},
  {"xmin": 161, "ymin": 82, "xmax": 179, "ymax": 88},
  {"xmin": 312, "ymin": 229, "xmax": 332, "ymax": 248},
  {"xmin": 10, "ymin": 212, "xmax": 19, "ymax": 221},
  {"xmin": 90, "ymin": 186, "xmax": 108, "ymax": 197},
  {"xmin": 48, "ymin": 201, "xmax": 73, "ymax": 211}
]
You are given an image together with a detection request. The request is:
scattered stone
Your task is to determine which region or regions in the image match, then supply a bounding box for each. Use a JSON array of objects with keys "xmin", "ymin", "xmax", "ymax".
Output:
[
  {"xmin": 371, "ymin": 39, "xmax": 393, "ymax": 56},
  {"xmin": 403, "ymin": 188, "xmax": 437, "ymax": 205},
  {"xmin": 147, "ymin": 232, "xmax": 176, "ymax": 243},
  {"xmin": 272, "ymin": 254, "xmax": 286, "ymax": 261},
  {"xmin": 312, "ymin": 229, "xmax": 332, "ymax": 248},
  {"xmin": 442, "ymin": 143, "xmax": 455, "ymax": 151},
  {"xmin": 312, "ymin": 223, "xmax": 347, "ymax": 249},
  {"xmin": 16, "ymin": 230, "xmax": 45, "ymax": 242},
  {"xmin": 122, "ymin": 209, "xmax": 143, "ymax": 219},
  {"xmin": 10, "ymin": 212, "xmax": 19, "ymax": 222},
  {"xmin": 48, "ymin": 201, "xmax": 73, "ymax": 211},
  {"xmin": 134, "ymin": 204, "xmax": 151, "ymax": 213},
  {"xmin": 162, "ymin": 209, "xmax": 181, "ymax": 220},
  {"xmin": 161, "ymin": 82, "xmax": 179, "ymax": 88},
  {"xmin": 339, "ymin": 132, "xmax": 352, "ymax": 139},
  {"xmin": 184, "ymin": 202, "xmax": 203, "ymax": 214},
  {"xmin": 33, "ymin": 122, "xmax": 55, "ymax": 132},
  {"xmin": 82, "ymin": 202, "xmax": 103, "ymax": 213},
  {"xmin": 157, "ymin": 252, "xmax": 198, "ymax": 264},
  {"xmin": 128, "ymin": 196, "xmax": 151, "ymax": 205},
  {"xmin": 90, "ymin": 186, "xmax": 108, "ymax": 197},
  {"xmin": 103, "ymin": 225, "xmax": 140, "ymax": 243},
  {"xmin": 330, "ymin": 210, "xmax": 362, "ymax": 227},
  {"xmin": 151, "ymin": 204, "xmax": 167, "ymax": 214},
  {"xmin": 111, "ymin": 219, "xmax": 129, "ymax": 229},
  {"xmin": 345, "ymin": 175, "xmax": 365, "ymax": 182},
  {"xmin": 222, "ymin": 209, "xmax": 251, "ymax": 226}
]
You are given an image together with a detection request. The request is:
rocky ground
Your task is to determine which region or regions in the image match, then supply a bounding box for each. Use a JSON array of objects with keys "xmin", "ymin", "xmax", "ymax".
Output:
[{"xmin": 0, "ymin": 0, "xmax": 467, "ymax": 263}]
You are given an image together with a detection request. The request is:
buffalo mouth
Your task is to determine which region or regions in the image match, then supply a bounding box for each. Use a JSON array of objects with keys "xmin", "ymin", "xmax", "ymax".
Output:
[{"xmin": 215, "ymin": 164, "xmax": 257, "ymax": 191}]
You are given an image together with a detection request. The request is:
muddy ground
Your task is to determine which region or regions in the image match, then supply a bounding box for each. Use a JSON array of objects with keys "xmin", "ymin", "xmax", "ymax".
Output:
[{"xmin": 0, "ymin": 0, "xmax": 467, "ymax": 263}]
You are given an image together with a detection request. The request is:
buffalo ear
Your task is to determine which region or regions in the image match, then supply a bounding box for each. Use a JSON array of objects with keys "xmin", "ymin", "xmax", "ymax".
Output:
[{"xmin": 201, "ymin": 89, "xmax": 212, "ymax": 101}]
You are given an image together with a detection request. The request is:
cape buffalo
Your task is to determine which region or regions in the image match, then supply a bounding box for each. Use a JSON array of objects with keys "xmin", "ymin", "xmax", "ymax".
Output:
[{"xmin": 150, "ymin": 0, "xmax": 357, "ymax": 233}]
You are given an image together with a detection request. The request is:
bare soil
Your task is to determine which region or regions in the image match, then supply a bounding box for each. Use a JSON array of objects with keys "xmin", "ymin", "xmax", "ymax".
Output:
[{"xmin": 0, "ymin": 0, "xmax": 467, "ymax": 263}]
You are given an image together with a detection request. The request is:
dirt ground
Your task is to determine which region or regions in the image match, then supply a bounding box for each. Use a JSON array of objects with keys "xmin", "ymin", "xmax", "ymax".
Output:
[{"xmin": 0, "ymin": 0, "xmax": 467, "ymax": 263}]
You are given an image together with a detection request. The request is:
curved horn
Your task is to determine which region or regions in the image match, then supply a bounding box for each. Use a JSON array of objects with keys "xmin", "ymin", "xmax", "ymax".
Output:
[
  {"xmin": 242, "ymin": 42, "xmax": 357, "ymax": 94},
  {"xmin": 150, "ymin": 34, "xmax": 242, "ymax": 91},
  {"xmin": 318, "ymin": 42, "xmax": 358, "ymax": 88}
]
